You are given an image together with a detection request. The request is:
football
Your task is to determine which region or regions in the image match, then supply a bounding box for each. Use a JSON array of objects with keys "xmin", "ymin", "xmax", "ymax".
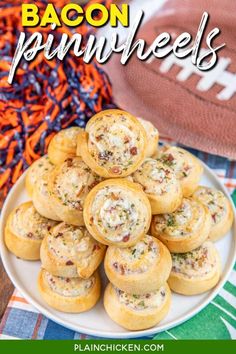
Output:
[{"xmin": 105, "ymin": 0, "xmax": 236, "ymax": 159}]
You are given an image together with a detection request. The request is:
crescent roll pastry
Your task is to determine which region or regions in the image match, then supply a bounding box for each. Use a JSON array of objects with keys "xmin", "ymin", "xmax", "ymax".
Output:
[
  {"xmin": 158, "ymin": 146, "xmax": 203, "ymax": 197},
  {"xmin": 104, "ymin": 282, "xmax": 171, "ymax": 330},
  {"xmin": 25, "ymin": 155, "xmax": 54, "ymax": 197},
  {"xmin": 132, "ymin": 158, "xmax": 182, "ymax": 214},
  {"xmin": 137, "ymin": 117, "xmax": 159, "ymax": 158},
  {"xmin": 83, "ymin": 179, "xmax": 152, "ymax": 247},
  {"xmin": 48, "ymin": 157, "xmax": 102, "ymax": 226},
  {"xmin": 32, "ymin": 168, "xmax": 60, "ymax": 221},
  {"xmin": 40, "ymin": 222, "xmax": 106, "ymax": 279},
  {"xmin": 104, "ymin": 235, "xmax": 172, "ymax": 294},
  {"xmin": 151, "ymin": 198, "xmax": 211, "ymax": 253},
  {"xmin": 77, "ymin": 109, "xmax": 147, "ymax": 178},
  {"xmin": 48, "ymin": 127, "xmax": 83, "ymax": 165},
  {"xmin": 192, "ymin": 186, "xmax": 233, "ymax": 242},
  {"xmin": 169, "ymin": 241, "xmax": 221, "ymax": 295},
  {"xmin": 38, "ymin": 269, "xmax": 101, "ymax": 313},
  {"xmin": 5, "ymin": 202, "xmax": 57, "ymax": 260}
]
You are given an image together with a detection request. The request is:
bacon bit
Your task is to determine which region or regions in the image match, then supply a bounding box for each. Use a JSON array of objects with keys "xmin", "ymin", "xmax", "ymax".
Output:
[
  {"xmin": 165, "ymin": 169, "xmax": 170, "ymax": 175},
  {"xmin": 66, "ymin": 278, "xmax": 70, "ymax": 283},
  {"xmin": 27, "ymin": 232, "xmax": 33, "ymax": 238},
  {"xmin": 122, "ymin": 234, "xmax": 130, "ymax": 242},
  {"xmin": 93, "ymin": 244, "xmax": 101, "ymax": 252},
  {"xmin": 167, "ymin": 154, "xmax": 174, "ymax": 162},
  {"xmin": 96, "ymin": 134, "xmax": 103, "ymax": 141},
  {"xmin": 124, "ymin": 136, "xmax": 130, "ymax": 144},
  {"xmin": 111, "ymin": 192, "xmax": 119, "ymax": 201},
  {"xmin": 120, "ymin": 264, "xmax": 125, "ymax": 275},
  {"xmin": 212, "ymin": 213, "xmax": 217, "ymax": 223},
  {"xmin": 184, "ymin": 165, "xmax": 191, "ymax": 172},
  {"xmin": 47, "ymin": 225, "xmax": 52, "ymax": 231},
  {"xmin": 90, "ymin": 216, "xmax": 94, "ymax": 224},
  {"xmin": 110, "ymin": 166, "xmax": 122, "ymax": 175},
  {"xmin": 66, "ymin": 158, "xmax": 73, "ymax": 167},
  {"xmin": 66, "ymin": 260, "xmax": 74, "ymax": 266},
  {"xmin": 130, "ymin": 147, "xmax": 137, "ymax": 155},
  {"xmin": 55, "ymin": 232, "xmax": 63, "ymax": 239},
  {"xmin": 146, "ymin": 294, "xmax": 151, "ymax": 299}
]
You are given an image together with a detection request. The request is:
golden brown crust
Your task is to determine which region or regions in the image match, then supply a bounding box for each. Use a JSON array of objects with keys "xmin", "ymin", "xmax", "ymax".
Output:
[
  {"xmin": 137, "ymin": 117, "xmax": 159, "ymax": 158},
  {"xmin": 104, "ymin": 236, "xmax": 172, "ymax": 294},
  {"xmin": 48, "ymin": 127, "xmax": 83, "ymax": 165},
  {"xmin": 25, "ymin": 155, "xmax": 54, "ymax": 198},
  {"xmin": 132, "ymin": 158, "xmax": 182, "ymax": 214},
  {"xmin": 168, "ymin": 242, "xmax": 221, "ymax": 295},
  {"xmin": 32, "ymin": 173, "xmax": 61, "ymax": 221},
  {"xmin": 5, "ymin": 202, "xmax": 57, "ymax": 260},
  {"xmin": 151, "ymin": 198, "xmax": 211, "ymax": 253},
  {"xmin": 38, "ymin": 269, "xmax": 101, "ymax": 313},
  {"xmin": 40, "ymin": 222, "xmax": 106, "ymax": 279},
  {"xmin": 104, "ymin": 282, "xmax": 171, "ymax": 330},
  {"xmin": 77, "ymin": 109, "xmax": 147, "ymax": 178},
  {"xmin": 192, "ymin": 186, "xmax": 234, "ymax": 241},
  {"xmin": 158, "ymin": 146, "xmax": 203, "ymax": 197},
  {"xmin": 83, "ymin": 179, "xmax": 152, "ymax": 247},
  {"xmin": 47, "ymin": 157, "xmax": 101, "ymax": 226}
]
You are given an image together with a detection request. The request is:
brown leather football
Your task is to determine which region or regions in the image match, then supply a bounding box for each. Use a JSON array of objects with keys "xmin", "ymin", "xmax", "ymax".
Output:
[{"xmin": 105, "ymin": 0, "xmax": 236, "ymax": 159}]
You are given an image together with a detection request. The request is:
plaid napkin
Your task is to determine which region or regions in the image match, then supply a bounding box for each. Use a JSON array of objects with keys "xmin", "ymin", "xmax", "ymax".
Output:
[{"xmin": 0, "ymin": 136, "xmax": 235, "ymax": 340}]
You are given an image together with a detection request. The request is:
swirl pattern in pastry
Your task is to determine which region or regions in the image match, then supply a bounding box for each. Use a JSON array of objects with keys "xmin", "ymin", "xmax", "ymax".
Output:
[
  {"xmin": 158, "ymin": 146, "xmax": 203, "ymax": 197},
  {"xmin": 105, "ymin": 235, "xmax": 172, "ymax": 294},
  {"xmin": 48, "ymin": 127, "xmax": 83, "ymax": 165},
  {"xmin": 132, "ymin": 158, "xmax": 182, "ymax": 214},
  {"xmin": 40, "ymin": 222, "xmax": 106, "ymax": 279},
  {"xmin": 151, "ymin": 198, "xmax": 211, "ymax": 253},
  {"xmin": 83, "ymin": 179, "xmax": 152, "ymax": 247},
  {"xmin": 5, "ymin": 201, "xmax": 57, "ymax": 260},
  {"xmin": 25, "ymin": 155, "xmax": 54, "ymax": 197},
  {"xmin": 77, "ymin": 109, "xmax": 147, "ymax": 178},
  {"xmin": 192, "ymin": 186, "xmax": 233, "ymax": 241},
  {"xmin": 48, "ymin": 157, "xmax": 102, "ymax": 226},
  {"xmin": 169, "ymin": 241, "xmax": 221, "ymax": 295},
  {"xmin": 104, "ymin": 282, "xmax": 171, "ymax": 330}
]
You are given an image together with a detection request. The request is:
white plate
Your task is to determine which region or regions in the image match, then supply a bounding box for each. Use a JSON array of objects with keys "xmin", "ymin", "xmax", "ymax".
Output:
[{"xmin": 0, "ymin": 162, "xmax": 236, "ymax": 339}]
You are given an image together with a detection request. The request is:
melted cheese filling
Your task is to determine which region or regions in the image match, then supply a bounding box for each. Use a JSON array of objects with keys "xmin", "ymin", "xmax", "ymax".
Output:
[
  {"xmin": 171, "ymin": 242, "xmax": 217, "ymax": 278},
  {"xmin": 12, "ymin": 205, "xmax": 56, "ymax": 240},
  {"xmin": 87, "ymin": 113, "xmax": 144, "ymax": 172},
  {"xmin": 54, "ymin": 158, "xmax": 100, "ymax": 209},
  {"xmin": 116, "ymin": 285, "xmax": 166, "ymax": 311},
  {"xmin": 28, "ymin": 155, "xmax": 54, "ymax": 188},
  {"xmin": 91, "ymin": 186, "xmax": 149, "ymax": 243},
  {"xmin": 44, "ymin": 271, "xmax": 94, "ymax": 297},
  {"xmin": 48, "ymin": 223, "xmax": 101, "ymax": 266},
  {"xmin": 153, "ymin": 199, "xmax": 205, "ymax": 238},
  {"xmin": 133, "ymin": 159, "xmax": 178, "ymax": 195},
  {"xmin": 193, "ymin": 187, "xmax": 227, "ymax": 225},
  {"xmin": 111, "ymin": 235, "xmax": 159, "ymax": 274},
  {"xmin": 160, "ymin": 147, "xmax": 194, "ymax": 180}
]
